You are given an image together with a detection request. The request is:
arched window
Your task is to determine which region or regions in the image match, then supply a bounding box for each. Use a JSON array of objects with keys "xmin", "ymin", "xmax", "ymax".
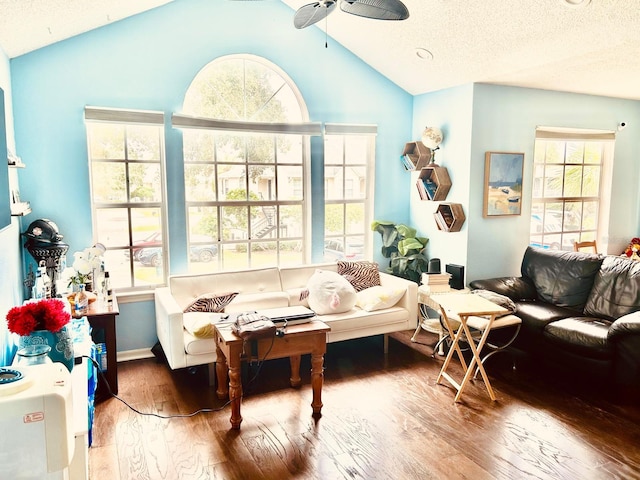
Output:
[{"xmin": 178, "ymin": 55, "xmax": 315, "ymax": 271}]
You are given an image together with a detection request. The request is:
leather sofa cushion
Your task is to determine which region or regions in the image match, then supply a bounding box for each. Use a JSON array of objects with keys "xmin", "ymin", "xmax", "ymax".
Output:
[
  {"xmin": 584, "ymin": 256, "xmax": 640, "ymax": 321},
  {"xmin": 515, "ymin": 300, "xmax": 579, "ymax": 335},
  {"xmin": 543, "ymin": 317, "xmax": 613, "ymax": 360},
  {"xmin": 521, "ymin": 246, "xmax": 603, "ymax": 312}
]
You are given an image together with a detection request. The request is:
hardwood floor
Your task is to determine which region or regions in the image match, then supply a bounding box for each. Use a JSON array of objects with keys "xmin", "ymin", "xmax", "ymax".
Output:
[{"xmin": 89, "ymin": 331, "xmax": 640, "ymax": 480}]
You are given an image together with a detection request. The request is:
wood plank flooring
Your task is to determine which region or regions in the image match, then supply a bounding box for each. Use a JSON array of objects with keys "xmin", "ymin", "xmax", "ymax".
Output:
[{"xmin": 89, "ymin": 331, "xmax": 640, "ymax": 480}]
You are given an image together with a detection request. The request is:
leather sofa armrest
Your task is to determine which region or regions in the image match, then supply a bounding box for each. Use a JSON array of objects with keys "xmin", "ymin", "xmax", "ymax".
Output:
[
  {"xmin": 154, "ymin": 286, "xmax": 188, "ymax": 370},
  {"xmin": 608, "ymin": 311, "xmax": 640, "ymax": 341},
  {"xmin": 469, "ymin": 276, "xmax": 538, "ymax": 301}
]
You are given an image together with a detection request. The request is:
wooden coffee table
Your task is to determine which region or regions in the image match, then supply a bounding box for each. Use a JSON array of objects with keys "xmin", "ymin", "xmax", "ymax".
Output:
[{"xmin": 214, "ymin": 320, "xmax": 330, "ymax": 430}]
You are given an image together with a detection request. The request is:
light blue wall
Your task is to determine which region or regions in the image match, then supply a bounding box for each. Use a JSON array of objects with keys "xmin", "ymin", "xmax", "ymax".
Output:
[
  {"xmin": 0, "ymin": 47, "xmax": 27, "ymax": 366},
  {"xmin": 412, "ymin": 83, "xmax": 640, "ymax": 283},
  {"xmin": 9, "ymin": 0, "xmax": 413, "ymax": 352},
  {"xmin": 410, "ymin": 85, "xmax": 474, "ymax": 270}
]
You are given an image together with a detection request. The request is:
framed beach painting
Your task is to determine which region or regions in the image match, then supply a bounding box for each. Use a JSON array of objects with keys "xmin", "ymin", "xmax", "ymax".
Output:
[{"xmin": 483, "ymin": 152, "xmax": 524, "ymax": 217}]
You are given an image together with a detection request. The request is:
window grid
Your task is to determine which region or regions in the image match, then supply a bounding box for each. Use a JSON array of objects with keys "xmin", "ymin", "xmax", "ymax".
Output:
[
  {"xmin": 530, "ymin": 139, "xmax": 604, "ymax": 251},
  {"xmin": 86, "ymin": 120, "xmax": 167, "ymax": 292}
]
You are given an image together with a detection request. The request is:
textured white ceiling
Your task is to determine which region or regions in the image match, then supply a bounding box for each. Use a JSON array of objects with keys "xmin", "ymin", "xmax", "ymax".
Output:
[{"xmin": 0, "ymin": 0, "xmax": 639, "ymax": 99}]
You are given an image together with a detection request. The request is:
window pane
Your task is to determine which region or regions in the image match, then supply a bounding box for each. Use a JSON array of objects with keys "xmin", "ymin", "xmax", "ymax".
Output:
[
  {"xmin": 324, "ymin": 136, "xmax": 343, "ymax": 165},
  {"xmin": 544, "ymin": 142, "xmax": 564, "ymax": 164},
  {"xmin": 127, "ymin": 125, "xmax": 160, "ymax": 161},
  {"xmin": 129, "ymin": 163, "xmax": 162, "ymax": 202},
  {"xmin": 185, "ymin": 164, "xmax": 216, "ymax": 201},
  {"xmin": 216, "ymin": 134, "xmax": 245, "ymax": 163},
  {"xmin": 90, "ymin": 124, "xmax": 125, "ymax": 159},
  {"xmin": 222, "ymin": 243, "xmax": 248, "ymax": 269},
  {"xmin": 582, "ymin": 166, "xmax": 600, "ymax": 196},
  {"xmin": 277, "ymin": 166, "xmax": 303, "ymax": 201},
  {"xmin": 277, "ymin": 135, "xmax": 302, "ymax": 164},
  {"xmin": 188, "ymin": 206, "xmax": 218, "ymax": 239},
  {"xmin": 251, "ymin": 205, "xmax": 276, "ymax": 239},
  {"xmin": 325, "ymin": 166, "xmax": 344, "ymax": 200},
  {"xmin": 279, "ymin": 240, "xmax": 304, "ymax": 266},
  {"xmin": 345, "ymin": 203, "xmax": 365, "ymax": 234},
  {"xmin": 280, "ymin": 205, "xmax": 303, "ymax": 239},
  {"xmin": 563, "ymin": 165, "xmax": 582, "ymax": 197},
  {"xmin": 345, "ymin": 136, "xmax": 368, "ymax": 165},
  {"xmin": 95, "ymin": 208, "xmax": 129, "ymax": 248},
  {"xmin": 584, "ymin": 143, "xmax": 602, "ymax": 164},
  {"xmin": 221, "ymin": 206, "xmax": 247, "ymax": 241},
  {"xmin": 91, "ymin": 163, "xmax": 126, "ymax": 203},
  {"xmin": 565, "ymin": 142, "xmax": 584, "ymax": 164},
  {"xmin": 248, "ymin": 165, "xmax": 271, "ymax": 200},
  {"xmin": 184, "ymin": 130, "xmax": 215, "ymax": 163},
  {"xmin": 544, "ymin": 166, "xmax": 563, "ymax": 197},
  {"xmin": 325, "ymin": 204, "xmax": 344, "ymax": 235},
  {"xmin": 247, "ymin": 135, "xmax": 274, "ymax": 163}
]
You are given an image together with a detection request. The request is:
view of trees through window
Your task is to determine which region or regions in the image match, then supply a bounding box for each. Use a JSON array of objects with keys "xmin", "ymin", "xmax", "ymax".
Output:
[
  {"xmin": 530, "ymin": 139, "xmax": 604, "ymax": 250},
  {"xmin": 181, "ymin": 55, "xmax": 307, "ymax": 272},
  {"xmin": 323, "ymin": 133, "xmax": 372, "ymax": 262},
  {"xmin": 86, "ymin": 118, "xmax": 167, "ymax": 291}
]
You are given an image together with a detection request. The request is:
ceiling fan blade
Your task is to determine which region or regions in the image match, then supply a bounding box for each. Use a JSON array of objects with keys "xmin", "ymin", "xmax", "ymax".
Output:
[
  {"xmin": 294, "ymin": 1, "xmax": 337, "ymax": 29},
  {"xmin": 340, "ymin": 0, "xmax": 409, "ymax": 21}
]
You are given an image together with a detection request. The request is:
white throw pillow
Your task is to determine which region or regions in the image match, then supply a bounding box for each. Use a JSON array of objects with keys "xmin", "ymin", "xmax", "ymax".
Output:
[
  {"xmin": 307, "ymin": 269, "xmax": 357, "ymax": 315},
  {"xmin": 356, "ymin": 286, "xmax": 405, "ymax": 312}
]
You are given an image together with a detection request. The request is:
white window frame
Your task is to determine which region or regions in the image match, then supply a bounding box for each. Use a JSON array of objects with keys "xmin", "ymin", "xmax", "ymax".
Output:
[
  {"xmin": 85, "ymin": 106, "xmax": 168, "ymax": 292},
  {"xmin": 530, "ymin": 126, "xmax": 615, "ymax": 251}
]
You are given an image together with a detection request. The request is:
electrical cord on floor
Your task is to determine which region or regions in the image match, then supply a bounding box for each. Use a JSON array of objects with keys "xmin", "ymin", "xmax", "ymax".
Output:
[{"xmin": 81, "ymin": 335, "xmax": 277, "ymax": 419}]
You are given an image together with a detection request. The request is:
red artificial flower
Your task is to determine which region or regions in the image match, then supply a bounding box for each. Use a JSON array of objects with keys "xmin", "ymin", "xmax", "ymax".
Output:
[{"xmin": 6, "ymin": 298, "xmax": 71, "ymax": 336}]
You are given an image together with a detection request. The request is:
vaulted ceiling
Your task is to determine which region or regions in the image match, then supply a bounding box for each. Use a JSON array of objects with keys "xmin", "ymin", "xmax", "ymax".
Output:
[{"xmin": 1, "ymin": 0, "xmax": 639, "ymax": 99}]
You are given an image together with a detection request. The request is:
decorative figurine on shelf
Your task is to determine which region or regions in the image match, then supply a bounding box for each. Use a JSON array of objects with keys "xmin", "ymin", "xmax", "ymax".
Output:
[{"xmin": 22, "ymin": 218, "xmax": 69, "ymax": 298}]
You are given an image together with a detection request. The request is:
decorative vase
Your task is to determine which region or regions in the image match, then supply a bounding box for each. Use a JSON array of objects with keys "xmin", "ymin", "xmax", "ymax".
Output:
[
  {"xmin": 19, "ymin": 324, "xmax": 74, "ymax": 372},
  {"xmin": 15, "ymin": 344, "xmax": 53, "ymax": 366}
]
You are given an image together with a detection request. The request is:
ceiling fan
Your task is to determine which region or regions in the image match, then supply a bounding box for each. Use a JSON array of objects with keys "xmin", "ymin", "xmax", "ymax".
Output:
[{"xmin": 293, "ymin": 0, "xmax": 410, "ymax": 29}]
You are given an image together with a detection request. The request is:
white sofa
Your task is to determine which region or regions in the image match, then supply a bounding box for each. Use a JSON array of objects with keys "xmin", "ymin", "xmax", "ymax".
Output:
[{"xmin": 154, "ymin": 262, "xmax": 418, "ymax": 371}]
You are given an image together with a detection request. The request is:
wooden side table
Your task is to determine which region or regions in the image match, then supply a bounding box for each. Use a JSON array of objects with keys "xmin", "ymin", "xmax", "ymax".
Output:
[
  {"xmin": 432, "ymin": 293, "xmax": 509, "ymax": 402},
  {"xmin": 214, "ymin": 320, "xmax": 330, "ymax": 430},
  {"xmin": 75, "ymin": 296, "xmax": 120, "ymax": 400}
]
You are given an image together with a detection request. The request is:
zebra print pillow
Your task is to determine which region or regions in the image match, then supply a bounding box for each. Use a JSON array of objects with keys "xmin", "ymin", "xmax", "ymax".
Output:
[
  {"xmin": 337, "ymin": 261, "xmax": 381, "ymax": 292},
  {"xmin": 183, "ymin": 291, "xmax": 239, "ymax": 313}
]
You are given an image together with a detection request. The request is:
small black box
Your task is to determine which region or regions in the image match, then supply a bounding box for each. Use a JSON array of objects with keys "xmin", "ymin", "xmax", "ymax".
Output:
[{"xmin": 446, "ymin": 264, "xmax": 465, "ymax": 290}]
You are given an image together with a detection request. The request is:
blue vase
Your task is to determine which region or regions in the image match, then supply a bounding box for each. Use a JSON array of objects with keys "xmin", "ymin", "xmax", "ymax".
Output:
[{"xmin": 20, "ymin": 325, "xmax": 74, "ymax": 372}]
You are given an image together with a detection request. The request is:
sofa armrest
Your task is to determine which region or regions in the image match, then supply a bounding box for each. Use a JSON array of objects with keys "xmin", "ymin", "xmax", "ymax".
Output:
[
  {"xmin": 608, "ymin": 311, "xmax": 640, "ymax": 341},
  {"xmin": 154, "ymin": 287, "xmax": 188, "ymax": 370},
  {"xmin": 379, "ymin": 272, "xmax": 418, "ymax": 328},
  {"xmin": 469, "ymin": 276, "xmax": 538, "ymax": 301}
]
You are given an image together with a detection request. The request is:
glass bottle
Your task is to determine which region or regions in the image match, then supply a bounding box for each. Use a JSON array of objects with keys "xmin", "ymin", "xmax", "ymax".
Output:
[
  {"xmin": 33, "ymin": 267, "xmax": 45, "ymax": 300},
  {"xmin": 15, "ymin": 345, "xmax": 53, "ymax": 366},
  {"xmin": 75, "ymin": 283, "xmax": 89, "ymax": 316},
  {"xmin": 104, "ymin": 271, "xmax": 113, "ymax": 306}
]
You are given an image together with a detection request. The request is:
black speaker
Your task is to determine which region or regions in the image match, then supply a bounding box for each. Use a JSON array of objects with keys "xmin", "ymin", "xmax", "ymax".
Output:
[{"xmin": 446, "ymin": 264, "xmax": 465, "ymax": 290}]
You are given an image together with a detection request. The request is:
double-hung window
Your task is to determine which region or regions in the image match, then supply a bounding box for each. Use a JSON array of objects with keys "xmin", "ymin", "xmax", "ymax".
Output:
[
  {"xmin": 530, "ymin": 127, "xmax": 614, "ymax": 250},
  {"xmin": 85, "ymin": 107, "xmax": 167, "ymax": 292},
  {"xmin": 323, "ymin": 124, "xmax": 376, "ymax": 262}
]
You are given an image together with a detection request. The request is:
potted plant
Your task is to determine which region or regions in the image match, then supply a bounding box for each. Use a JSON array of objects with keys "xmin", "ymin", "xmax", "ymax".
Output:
[{"xmin": 371, "ymin": 220, "xmax": 429, "ymax": 283}]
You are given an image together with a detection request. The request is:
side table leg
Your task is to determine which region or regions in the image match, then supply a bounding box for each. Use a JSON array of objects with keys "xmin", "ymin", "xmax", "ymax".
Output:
[
  {"xmin": 289, "ymin": 355, "xmax": 302, "ymax": 388},
  {"xmin": 310, "ymin": 352, "xmax": 324, "ymax": 415}
]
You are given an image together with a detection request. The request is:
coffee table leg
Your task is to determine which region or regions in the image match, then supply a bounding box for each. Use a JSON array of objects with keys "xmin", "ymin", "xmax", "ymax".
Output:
[
  {"xmin": 310, "ymin": 352, "xmax": 324, "ymax": 415},
  {"xmin": 215, "ymin": 343, "xmax": 228, "ymax": 399},
  {"xmin": 289, "ymin": 355, "xmax": 302, "ymax": 387},
  {"xmin": 229, "ymin": 361, "xmax": 243, "ymax": 429}
]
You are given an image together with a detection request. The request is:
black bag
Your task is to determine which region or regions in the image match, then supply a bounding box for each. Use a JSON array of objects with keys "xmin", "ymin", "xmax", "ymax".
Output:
[{"xmin": 231, "ymin": 312, "xmax": 276, "ymax": 341}]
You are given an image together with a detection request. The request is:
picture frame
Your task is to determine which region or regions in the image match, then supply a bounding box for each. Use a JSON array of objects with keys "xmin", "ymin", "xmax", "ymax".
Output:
[{"xmin": 483, "ymin": 151, "xmax": 524, "ymax": 217}]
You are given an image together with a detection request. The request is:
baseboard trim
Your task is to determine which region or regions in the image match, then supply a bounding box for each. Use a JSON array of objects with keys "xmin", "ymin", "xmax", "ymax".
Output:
[{"xmin": 117, "ymin": 348, "xmax": 154, "ymax": 363}]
